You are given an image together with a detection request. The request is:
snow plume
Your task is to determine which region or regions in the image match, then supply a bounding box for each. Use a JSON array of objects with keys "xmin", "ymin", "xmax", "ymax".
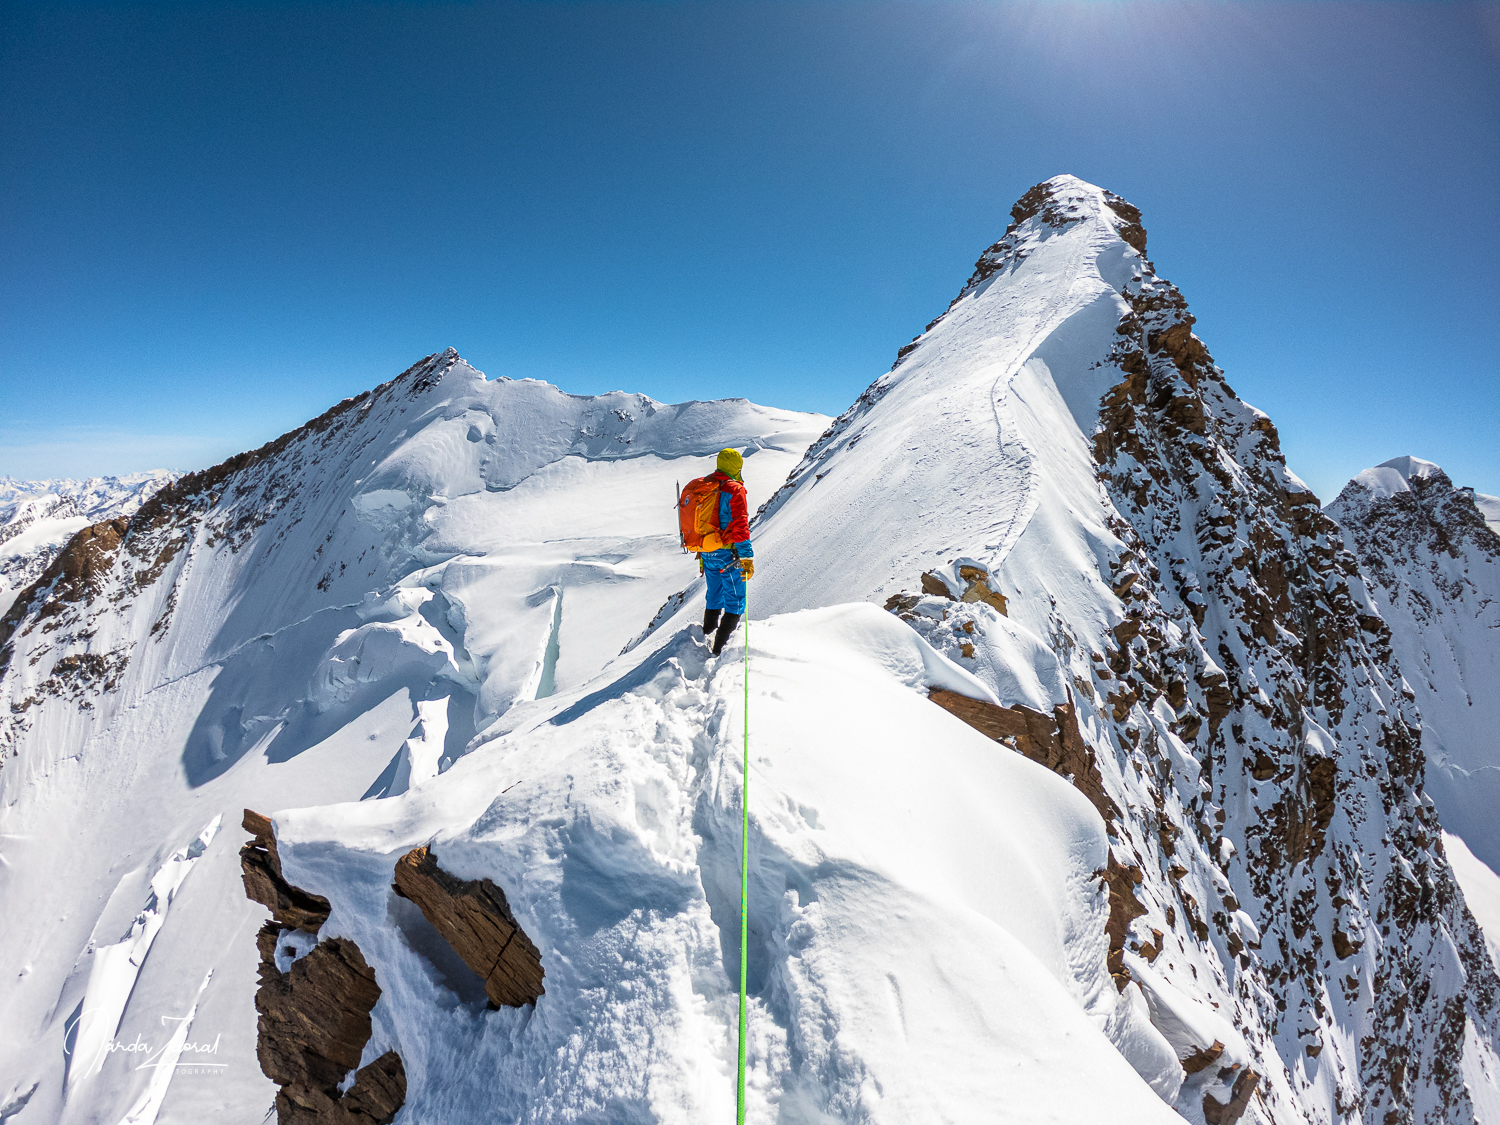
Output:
[{"xmin": 1, "ymin": 178, "xmax": 1497, "ymax": 1125}]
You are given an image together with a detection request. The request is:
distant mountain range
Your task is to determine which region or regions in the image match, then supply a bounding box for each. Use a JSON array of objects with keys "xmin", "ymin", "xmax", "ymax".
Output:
[{"xmin": 0, "ymin": 472, "xmax": 178, "ymax": 618}]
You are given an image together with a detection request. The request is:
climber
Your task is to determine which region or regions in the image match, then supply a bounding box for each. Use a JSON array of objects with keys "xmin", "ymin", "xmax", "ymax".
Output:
[{"xmin": 678, "ymin": 448, "xmax": 755, "ymax": 655}]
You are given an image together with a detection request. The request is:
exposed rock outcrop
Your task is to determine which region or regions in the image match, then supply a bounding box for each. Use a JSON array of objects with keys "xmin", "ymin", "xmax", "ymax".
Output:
[
  {"xmin": 0, "ymin": 473, "xmax": 177, "ymax": 620},
  {"xmin": 255, "ymin": 931, "xmax": 379, "ymax": 1093},
  {"xmin": 914, "ymin": 563, "xmax": 1009, "ymax": 615},
  {"xmin": 0, "ymin": 517, "xmax": 127, "ymax": 653},
  {"xmin": 1068, "ymin": 168, "xmax": 1500, "ymax": 1124},
  {"xmin": 1203, "ymin": 1069, "xmax": 1260, "ymax": 1125},
  {"xmin": 243, "ymin": 812, "xmax": 406, "ymax": 1125},
  {"xmin": 242, "ymin": 809, "xmax": 331, "ymax": 932},
  {"xmin": 392, "ymin": 845, "xmax": 545, "ymax": 1009},
  {"xmin": 1099, "ymin": 855, "xmax": 1148, "ymax": 990},
  {"xmin": 926, "ymin": 687, "xmax": 1117, "ymax": 824},
  {"xmin": 273, "ymin": 1050, "xmax": 407, "ymax": 1125},
  {"xmin": 1180, "ymin": 1039, "xmax": 1226, "ymax": 1075}
]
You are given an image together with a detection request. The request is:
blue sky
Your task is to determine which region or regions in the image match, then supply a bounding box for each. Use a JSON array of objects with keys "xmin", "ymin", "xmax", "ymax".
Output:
[{"xmin": 2, "ymin": 1, "xmax": 1497, "ymax": 503}]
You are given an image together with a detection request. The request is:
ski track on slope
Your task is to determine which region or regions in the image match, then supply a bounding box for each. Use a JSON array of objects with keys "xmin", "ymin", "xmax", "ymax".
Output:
[{"xmin": 982, "ymin": 226, "xmax": 1091, "ymax": 570}]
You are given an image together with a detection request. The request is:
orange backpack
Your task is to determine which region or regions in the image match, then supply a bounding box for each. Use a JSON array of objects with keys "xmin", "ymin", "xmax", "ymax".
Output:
[{"xmin": 678, "ymin": 476, "xmax": 728, "ymax": 552}]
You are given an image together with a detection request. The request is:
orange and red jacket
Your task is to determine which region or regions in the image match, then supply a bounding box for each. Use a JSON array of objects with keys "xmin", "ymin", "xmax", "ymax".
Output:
[{"xmin": 706, "ymin": 470, "xmax": 753, "ymax": 557}]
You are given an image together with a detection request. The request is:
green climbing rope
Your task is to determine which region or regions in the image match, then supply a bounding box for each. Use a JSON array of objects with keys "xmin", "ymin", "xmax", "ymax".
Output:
[{"xmin": 737, "ymin": 603, "xmax": 750, "ymax": 1125}]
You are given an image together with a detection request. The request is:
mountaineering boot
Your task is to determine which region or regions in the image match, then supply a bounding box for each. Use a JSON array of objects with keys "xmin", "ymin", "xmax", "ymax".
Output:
[
  {"xmin": 702, "ymin": 608, "xmax": 721, "ymax": 641},
  {"xmin": 711, "ymin": 612, "xmax": 741, "ymax": 656}
]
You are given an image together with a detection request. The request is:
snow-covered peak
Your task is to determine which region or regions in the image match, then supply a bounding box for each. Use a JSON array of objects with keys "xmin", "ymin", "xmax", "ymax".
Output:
[
  {"xmin": 1327, "ymin": 455, "xmax": 1500, "ymax": 879},
  {"xmin": 940, "ymin": 174, "xmax": 1147, "ymax": 311},
  {"xmin": 1330, "ymin": 454, "xmax": 1498, "ymax": 554},
  {"xmin": 1377, "ymin": 454, "xmax": 1443, "ymax": 481},
  {"xmin": 1344, "ymin": 455, "xmax": 1446, "ymax": 501},
  {"xmin": 1019, "ymin": 173, "xmax": 1147, "ymax": 245}
]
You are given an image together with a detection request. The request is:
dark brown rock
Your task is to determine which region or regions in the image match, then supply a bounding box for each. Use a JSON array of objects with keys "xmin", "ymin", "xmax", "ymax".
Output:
[
  {"xmin": 920, "ymin": 571, "xmax": 952, "ymax": 599},
  {"xmin": 1103, "ymin": 190, "xmax": 1148, "ymax": 254},
  {"xmin": 956, "ymin": 565, "xmax": 1009, "ymax": 615},
  {"xmin": 914, "ymin": 567, "xmax": 1008, "ymax": 615},
  {"xmin": 45, "ymin": 516, "xmax": 129, "ymax": 596},
  {"xmin": 1180, "ymin": 1039, "xmax": 1226, "ymax": 1074},
  {"xmin": 255, "ymin": 937, "xmax": 381, "ymax": 1093},
  {"xmin": 1140, "ymin": 927, "xmax": 1164, "ymax": 964},
  {"xmin": 1332, "ymin": 924, "xmax": 1361, "ymax": 960},
  {"xmin": 275, "ymin": 1051, "xmax": 407, "ymax": 1125},
  {"xmin": 1249, "ymin": 752, "xmax": 1277, "ymax": 782},
  {"xmin": 341, "ymin": 1051, "xmax": 407, "ymax": 1124},
  {"xmin": 241, "ymin": 809, "xmax": 331, "ymax": 932},
  {"xmin": 927, "ymin": 687, "xmax": 1028, "ymax": 741},
  {"xmin": 882, "ymin": 593, "xmax": 921, "ymax": 616},
  {"xmin": 1203, "ymin": 1069, "xmax": 1259, "ymax": 1125},
  {"xmin": 1100, "ymin": 855, "xmax": 1148, "ymax": 991},
  {"xmin": 926, "ymin": 689, "xmax": 1119, "ymax": 825},
  {"xmin": 1196, "ymin": 672, "xmax": 1233, "ymax": 738},
  {"xmin": 242, "ymin": 813, "xmax": 405, "ymax": 1125},
  {"xmin": 0, "ymin": 517, "xmax": 129, "ymax": 655},
  {"xmin": 392, "ymin": 845, "xmax": 545, "ymax": 1009},
  {"xmin": 1283, "ymin": 757, "xmax": 1337, "ymax": 867}
]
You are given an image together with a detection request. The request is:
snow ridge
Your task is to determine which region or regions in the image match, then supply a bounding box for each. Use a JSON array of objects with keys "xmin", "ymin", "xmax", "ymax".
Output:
[{"xmin": 646, "ymin": 174, "xmax": 1500, "ymax": 1123}]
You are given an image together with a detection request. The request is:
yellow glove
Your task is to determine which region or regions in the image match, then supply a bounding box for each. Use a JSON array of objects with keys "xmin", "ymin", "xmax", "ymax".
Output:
[
  {"xmin": 740, "ymin": 559, "xmax": 755, "ymax": 579},
  {"xmin": 698, "ymin": 556, "xmax": 704, "ymax": 575}
]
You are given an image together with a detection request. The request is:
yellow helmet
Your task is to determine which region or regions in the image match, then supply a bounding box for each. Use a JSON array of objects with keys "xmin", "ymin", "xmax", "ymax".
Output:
[{"xmin": 716, "ymin": 448, "xmax": 744, "ymax": 480}]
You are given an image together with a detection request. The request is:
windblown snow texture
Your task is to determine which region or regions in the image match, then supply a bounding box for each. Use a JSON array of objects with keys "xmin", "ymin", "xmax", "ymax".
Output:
[
  {"xmin": 1325, "ymin": 458, "xmax": 1500, "ymax": 875},
  {"xmin": 1, "ymin": 176, "xmax": 1497, "ymax": 1125}
]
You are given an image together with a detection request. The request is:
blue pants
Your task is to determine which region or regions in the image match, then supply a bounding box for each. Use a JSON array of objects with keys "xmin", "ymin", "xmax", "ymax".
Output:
[{"xmin": 702, "ymin": 551, "xmax": 746, "ymax": 614}]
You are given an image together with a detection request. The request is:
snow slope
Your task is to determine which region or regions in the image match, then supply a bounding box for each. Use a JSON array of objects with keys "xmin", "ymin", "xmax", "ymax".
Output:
[
  {"xmin": 1447, "ymin": 833, "xmax": 1500, "ymax": 974},
  {"xmin": 1473, "ymin": 491, "xmax": 1500, "ymax": 538},
  {"xmin": 3, "ymin": 176, "xmax": 1499, "ymax": 1125},
  {"xmin": 269, "ymin": 605, "xmax": 1182, "ymax": 1123},
  {"xmin": 0, "ymin": 357, "xmax": 823, "ymax": 1124},
  {"xmin": 0, "ymin": 472, "xmax": 176, "ymax": 617},
  {"xmin": 1326, "ymin": 458, "xmax": 1500, "ymax": 873}
]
